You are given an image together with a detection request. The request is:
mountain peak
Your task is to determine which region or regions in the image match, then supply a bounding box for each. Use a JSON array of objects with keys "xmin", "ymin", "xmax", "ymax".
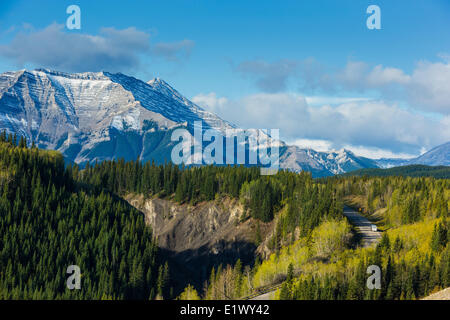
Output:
[
  {"xmin": 147, "ymin": 77, "xmax": 198, "ymax": 110},
  {"xmin": 148, "ymin": 77, "xmax": 166, "ymax": 85},
  {"xmin": 375, "ymin": 141, "xmax": 450, "ymax": 168},
  {"xmin": 147, "ymin": 77, "xmax": 177, "ymax": 94},
  {"xmin": 0, "ymin": 68, "xmax": 401, "ymax": 176},
  {"xmin": 410, "ymin": 141, "xmax": 450, "ymax": 166},
  {"xmin": 326, "ymin": 148, "xmax": 354, "ymax": 157},
  {"xmin": 32, "ymin": 68, "xmax": 109, "ymax": 80},
  {"xmin": 0, "ymin": 68, "xmax": 236, "ymax": 165}
]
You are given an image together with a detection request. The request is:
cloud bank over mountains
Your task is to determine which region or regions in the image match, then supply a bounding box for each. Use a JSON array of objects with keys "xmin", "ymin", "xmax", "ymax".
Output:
[
  {"xmin": 0, "ymin": 22, "xmax": 447, "ymax": 159},
  {"xmin": 193, "ymin": 56, "xmax": 450, "ymax": 159},
  {"xmin": 0, "ymin": 23, "xmax": 195, "ymax": 73},
  {"xmin": 233, "ymin": 57, "xmax": 450, "ymax": 115}
]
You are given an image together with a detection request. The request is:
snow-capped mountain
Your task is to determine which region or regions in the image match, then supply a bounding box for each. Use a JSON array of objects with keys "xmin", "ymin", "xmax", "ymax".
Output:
[
  {"xmin": 279, "ymin": 145, "xmax": 378, "ymax": 177},
  {"xmin": 0, "ymin": 68, "xmax": 378, "ymax": 176},
  {"xmin": 0, "ymin": 69, "xmax": 235, "ymax": 165},
  {"xmin": 406, "ymin": 142, "xmax": 450, "ymax": 166},
  {"xmin": 376, "ymin": 142, "xmax": 450, "ymax": 168}
]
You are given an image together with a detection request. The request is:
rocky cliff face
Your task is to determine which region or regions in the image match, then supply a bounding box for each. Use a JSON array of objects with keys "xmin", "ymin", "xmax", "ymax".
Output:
[
  {"xmin": 124, "ymin": 195, "xmax": 270, "ymax": 288},
  {"xmin": 126, "ymin": 195, "xmax": 246, "ymax": 252}
]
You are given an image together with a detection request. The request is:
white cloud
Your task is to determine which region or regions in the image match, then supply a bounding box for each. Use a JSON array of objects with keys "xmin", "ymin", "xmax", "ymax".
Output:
[
  {"xmin": 192, "ymin": 92, "xmax": 228, "ymax": 114},
  {"xmin": 234, "ymin": 59, "xmax": 298, "ymax": 92},
  {"xmin": 193, "ymin": 92, "xmax": 449, "ymax": 156},
  {"xmin": 196, "ymin": 56, "xmax": 450, "ymax": 157},
  {"xmin": 289, "ymin": 138, "xmax": 417, "ymax": 159},
  {"xmin": 152, "ymin": 39, "xmax": 195, "ymax": 61},
  {"xmin": 0, "ymin": 24, "xmax": 150, "ymax": 72},
  {"xmin": 338, "ymin": 61, "xmax": 368, "ymax": 89},
  {"xmin": 340, "ymin": 145, "xmax": 417, "ymax": 159},
  {"xmin": 236, "ymin": 57, "xmax": 450, "ymax": 115},
  {"xmin": 238, "ymin": 93, "xmax": 310, "ymax": 132},
  {"xmin": 367, "ymin": 65, "xmax": 410, "ymax": 86},
  {"xmin": 0, "ymin": 23, "xmax": 195, "ymax": 73},
  {"xmin": 328, "ymin": 59, "xmax": 450, "ymax": 114},
  {"xmin": 305, "ymin": 96, "xmax": 371, "ymax": 106},
  {"xmin": 288, "ymin": 138, "xmax": 333, "ymax": 152},
  {"xmin": 408, "ymin": 61, "xmax": 450, "ymax": 113}
]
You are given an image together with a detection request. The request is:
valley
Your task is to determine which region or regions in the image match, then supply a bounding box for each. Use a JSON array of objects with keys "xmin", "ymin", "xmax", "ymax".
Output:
[
  {"xmin": 71, "ymin": 151, "xmax": 449, "ymax": 300},
  {"xmin": 0, "ymin": 137, "xmax": 448, "ymax": 300},
  {"xmin": 0, "ymin": 69, "xmax": 448, "ymax": 301}
]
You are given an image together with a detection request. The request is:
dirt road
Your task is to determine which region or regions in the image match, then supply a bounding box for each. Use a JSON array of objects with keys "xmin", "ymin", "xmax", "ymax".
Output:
[
  {"xmin": 343, "ymin": 206, "xmax": 381, "ymax": 247},
  {"xmin": 249, "ymin": 206, "xmax": 382, "ymax": 300},
  {"xmin": 251, "ymin": 291, "xmax": 276, "ymax": 300}
]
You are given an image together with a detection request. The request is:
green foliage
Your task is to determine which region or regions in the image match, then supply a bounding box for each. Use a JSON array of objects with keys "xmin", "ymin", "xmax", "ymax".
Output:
[
  {"xmin": 240, "ymin": 178, "xmax": 282, "ymax": 222},
  {"xmin": 340, "ymin": 164, "xmax": 450, "ymax": 179},
  {"xmin": 1, "ymin": 131, "xmax": 448, "ymax": 301},
  {"xmin": 337, "ymin": 175, "xmax": 449, "ymax": 227},
  {"xmin": 273, "ymin": 179, "xmax": 344, "ymax": 248},
  {"xmin": 311, "ymin": 219, "xmax": 351, "ymax": 257},
  {"xmin": 177, "ymin": 284, "xmax": 201, "ymax": 300},
  {"xmin": 431, "ymin": 220, "xmax": 448, "ymax": 252},
  {"xmin": 203, "ymin": 174, "xmax": 448, "ymax": 300},
  {"xmin": 204, "ymin": 261, "xmax": 248, "ymax": 300},
  {"xmin": 0, "ymin": 140, "xmax": 164, "ymax": 300},
  {"xmin": 74, "ymin": 159, "xmax": 316, "ymax": 224}
]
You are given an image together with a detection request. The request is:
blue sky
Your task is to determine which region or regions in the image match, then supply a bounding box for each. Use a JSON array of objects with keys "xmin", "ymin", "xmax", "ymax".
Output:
[{"xmin": 0, "ymin": 0, "xmax": 449, "ymax": 158}]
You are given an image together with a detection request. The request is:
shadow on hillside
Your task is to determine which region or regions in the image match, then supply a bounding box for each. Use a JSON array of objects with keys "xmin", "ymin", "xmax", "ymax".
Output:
[{"xmin": 159, "ymin": 240, "xmax": 257, "ymax": 298}]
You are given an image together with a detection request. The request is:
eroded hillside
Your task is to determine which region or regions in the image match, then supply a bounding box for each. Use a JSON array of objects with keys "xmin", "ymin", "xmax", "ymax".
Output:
[{"xmin": 124, "ymin": 194, "xmax": 272, "ymax": 291}]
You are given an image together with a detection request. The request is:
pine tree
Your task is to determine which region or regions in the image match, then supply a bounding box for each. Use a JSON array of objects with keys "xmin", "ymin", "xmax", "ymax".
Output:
[{"xmin": 431, "ymin": 221, "xmax": 448, "ymax": 252}]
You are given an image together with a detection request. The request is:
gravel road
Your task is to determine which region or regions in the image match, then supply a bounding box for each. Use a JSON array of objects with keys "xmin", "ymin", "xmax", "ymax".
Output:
[
  {"xmin": 251, "ymin": 291, "xmax": 276, "ymax": 300},
  {"xmin": 343, "ymin": 206, "xmax": 381, "ymax": 247},
  {"xmin": 250, "ymin": 206, "xmax": 382, "ymax": 300}
]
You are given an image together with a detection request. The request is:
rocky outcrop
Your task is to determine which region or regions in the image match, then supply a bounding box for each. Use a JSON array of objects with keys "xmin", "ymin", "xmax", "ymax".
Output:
[{"xmin": 124, "ymin": 194, "xmax": 261, "ymax": 289}]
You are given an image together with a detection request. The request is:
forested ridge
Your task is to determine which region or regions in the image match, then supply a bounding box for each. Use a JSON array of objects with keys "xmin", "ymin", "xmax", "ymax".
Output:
[
  {"xmin": 339, "ymin": 164, "xmax": 450, "ymax": 179},
  {"xmin": 74, "ymin": 155, "xmax": 448, "ymax": 300},
  {"xmin": 74, "ymin": 159, "xmax": 341, "ymax": 224},
  {"xmin": 0, "ymin": 132, "xmax": 448, "ymax": 300},
  {"xmin": 199, "ymin": 175, "xmax": 449, "ymax": 300},
  {"xmin": 0, "ymin": 134, "xmax": 168, "ymax": 299}
]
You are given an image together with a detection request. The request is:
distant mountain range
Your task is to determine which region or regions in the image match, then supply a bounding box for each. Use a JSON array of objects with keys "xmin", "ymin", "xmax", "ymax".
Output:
[
  {"xmin": 279, "ymin": 145, "xmax": 378, "ymax": 177},
  {"xmin": 375, "ymin": 142, "xmax": 450, "ymax": 168},
  {"xmin": 0, "ymin": 69, "xmax": 447, "ymax": 177}
]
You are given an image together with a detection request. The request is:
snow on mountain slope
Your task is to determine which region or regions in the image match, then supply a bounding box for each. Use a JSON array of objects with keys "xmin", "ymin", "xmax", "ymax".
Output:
[
  {"xmin": 0, "ymin": 68, "xmax": 380, "ymax": 176},
  {"xmin": 375, "ymin": 158, "xmax": 408, "ymax": 169},
  {"xmin": 376, "ymin": 142, "xmax": 450, "ymax": 168},
  {"xmin": 409, "ymin": 142, "xmax": 450, "ymax": 166},
  {"xmin": 0, "ymin": 69, "xmax": 235, "ymax": 165},
  {"xmin": 280, "ymin": 145, "xmax": 378, "ymax": 177}
]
